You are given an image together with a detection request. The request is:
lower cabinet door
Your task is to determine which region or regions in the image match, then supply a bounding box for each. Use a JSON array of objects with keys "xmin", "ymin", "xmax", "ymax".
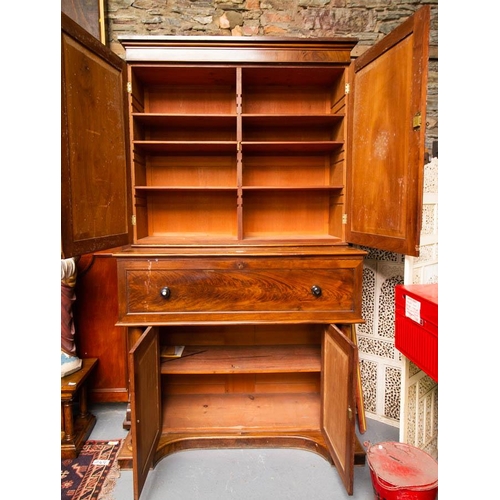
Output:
[
  {"xmin": 129, "ymin": 326, "xmax": 161, "ymax": 500},
  {"xmin": 321, "ymin": 324, "xmax": 358, "ymax": 495}
]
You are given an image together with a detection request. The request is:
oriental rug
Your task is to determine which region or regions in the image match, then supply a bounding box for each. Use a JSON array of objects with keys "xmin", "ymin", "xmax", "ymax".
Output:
[{"xmin": 61, "ymin": 440, "xmax": 122, "ymax": 500}]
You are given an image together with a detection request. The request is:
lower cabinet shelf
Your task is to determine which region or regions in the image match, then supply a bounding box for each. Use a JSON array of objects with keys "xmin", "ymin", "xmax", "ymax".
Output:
[
  {"xmin": 118, "ymin": 390, "xmax": 367, "ymax": 470},
  {"xmin": 162, "ymin": 392, "xmax": 321, "ymax": 432},
  {"xmin": 161, "ymin": 344, "xmax": 321, "ymax": 374}
]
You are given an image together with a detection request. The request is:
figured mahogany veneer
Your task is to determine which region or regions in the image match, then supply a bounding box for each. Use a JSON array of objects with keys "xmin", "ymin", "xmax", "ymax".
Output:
[{"xmin": 116, "ymin": 248, "xmax": 364, "ymax": 325}]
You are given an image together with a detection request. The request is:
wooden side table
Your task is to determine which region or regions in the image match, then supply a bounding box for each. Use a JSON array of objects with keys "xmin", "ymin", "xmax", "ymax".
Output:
[{"xmin": 61, "ymin": 358, "xmax": 98, "ymax": 459}]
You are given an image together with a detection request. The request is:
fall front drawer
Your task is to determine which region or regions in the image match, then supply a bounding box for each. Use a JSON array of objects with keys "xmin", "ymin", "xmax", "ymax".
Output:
[{"xmin": 116, "ymin": 252, "xmax": 364, "ymax": 324}]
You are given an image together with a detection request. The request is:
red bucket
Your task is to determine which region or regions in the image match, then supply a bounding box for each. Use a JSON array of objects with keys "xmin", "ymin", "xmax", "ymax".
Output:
[{"xmin": 365, "ymin": 441, "xmax": 438, "ymax": 500}]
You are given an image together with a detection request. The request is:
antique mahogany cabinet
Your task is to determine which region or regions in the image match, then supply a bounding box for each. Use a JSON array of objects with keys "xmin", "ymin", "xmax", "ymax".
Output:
[{"xmin": 61, "ymin": 6, "xmax": 430, "ymax": 499}]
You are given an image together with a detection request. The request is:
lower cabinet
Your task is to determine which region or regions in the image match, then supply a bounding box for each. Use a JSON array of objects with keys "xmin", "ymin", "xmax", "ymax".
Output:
[{"xmin": 114, "ymin": 247, "xmax": 366, "ymax": 499}]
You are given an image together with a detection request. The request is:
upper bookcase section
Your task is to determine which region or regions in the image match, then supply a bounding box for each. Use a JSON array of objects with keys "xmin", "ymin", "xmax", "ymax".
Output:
[
  {"xmin": 123, "ymin": 38, "xmax": 358, "ymax": 246},
  {"xmin": 62, "ymin": 7, "xmax": 429, "ymax": 256}
]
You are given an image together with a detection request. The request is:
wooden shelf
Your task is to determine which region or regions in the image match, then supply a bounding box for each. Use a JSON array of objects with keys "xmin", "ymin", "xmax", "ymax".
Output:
[
  {"xmin": 241, "ymin": 234, "xmax": 342, "ymax": 243},
  {"xmin": 242, "ymin": 114, "xmax": 343, "ymax": 125},
  {"xmin": 133, "ymin": 141, "xmax": 237, "ymax": 153},
  {"xmin": 132, "ymin": 113, "xmax": 237, "ymax": 123},
  {"xmin": 135, "ymin": 235, "xmax": 240, "ymax": 246},
  {"xmin": 136, "ymin": 185, "xmax": 341, "ymax": 192},
  {"xmin": 161, "ymin": 345, "xmax": 321, "ymax": 374},
  {"xmin": 132, "ymin": 114, "xmax": 237, "ymax": 141},
  {"xmin": 242, "ymin": 186, "xmax": 343, "ymax": 190},
  {"xmin": 242, "ymin": 142, "xmax": 343, "ymax": 153},
  {"xmin": 162, "ymin": 393, "xmax": 320, "ymax": 433},
  {"xmin": 135, "ymin": 186, "xmax": 237, "ymax": 191}
]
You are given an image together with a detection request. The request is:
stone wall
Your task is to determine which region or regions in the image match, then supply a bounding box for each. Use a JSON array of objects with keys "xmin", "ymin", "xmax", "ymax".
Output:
[
  {"xmin": 104, "ymin": 0, "xmax": 437, "ymax": 154},
  {"xmin": 104, "ymin": 0, "xmax": 438, "ymax": 46}
]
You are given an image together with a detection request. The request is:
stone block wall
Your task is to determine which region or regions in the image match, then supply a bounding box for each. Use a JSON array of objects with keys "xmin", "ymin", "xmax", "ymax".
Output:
[{"xmin": 104, "ymin": 0, "xmax": 438, "ymax": 159}]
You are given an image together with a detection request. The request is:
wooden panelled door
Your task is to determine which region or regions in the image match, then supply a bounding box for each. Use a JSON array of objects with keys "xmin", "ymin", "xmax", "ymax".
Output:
[
  {"xmin": 61, "ymin": 13, "xmax": 131, "ymax": 259},
  {"xmin": 346, "ymin": 6, "xmax": 430, "ymax": 257},
  {"xmin": 321, "ymin": 324, "xmax": 358, "ymax": 494},
  {"xmin": 128, "ymin": 327, "xmax": 161, "ymax": 500}
]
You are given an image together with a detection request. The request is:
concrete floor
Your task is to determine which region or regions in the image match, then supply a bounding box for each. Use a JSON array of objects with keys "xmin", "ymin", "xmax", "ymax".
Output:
[{"xmin": 89, "ymin": 402, "xmax": 400, "ymax": 500}]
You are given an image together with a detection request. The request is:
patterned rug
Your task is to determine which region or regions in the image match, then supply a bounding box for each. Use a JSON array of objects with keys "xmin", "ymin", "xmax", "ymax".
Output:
[{"xmin": 61, "ymin": 440, "xmax": 122, "ymax": 500}]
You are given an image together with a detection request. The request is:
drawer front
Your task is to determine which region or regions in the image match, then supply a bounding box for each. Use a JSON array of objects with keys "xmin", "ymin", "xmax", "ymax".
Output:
[{"xmin": 117, "ymin": 256, "xmax": 363, "ymax": 324}]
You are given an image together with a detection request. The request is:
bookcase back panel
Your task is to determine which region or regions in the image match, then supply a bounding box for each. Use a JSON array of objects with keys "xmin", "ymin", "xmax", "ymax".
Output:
[
  {"xmin": 243, "ymin": 154, "xmax": 332, "ymax": 187},
  {"xmin": 147, "ymin": 191, "xmax": 238, "ymax": 238},
  {"xmin": 159, "ymin": 324, "xmax": 323, "ymax": 345},
  {"xmin": 162, "ymin": 373, "xmax": 321, "ymax": 395},
  {"xmin": 148, "ymin": 155, "xmax": 237, "ymax": 187},
  {"xmin": 146, "ymin": 85, "xmax": 237, "ymax": 114},
  {"xmin": 242, "ymin": 116, "xmax": 343, "ymax": 142},
  {"xmin": 135, "ymin": 116, "xmax": 237, "ymax": 142},
  {"xmin": 130, "ymin": 66, "xmax": 237, "ymax": 114},
  {"xmin": 242, "ymin": 191, "xmax": 336, "ymax": 239},
  {"xmin": 243, "ymin": 87, "xmax": 331, "ymax": 114},
  {"xmin": 242, "ymin": 67, "xmax": 344, "ymax": 115}
]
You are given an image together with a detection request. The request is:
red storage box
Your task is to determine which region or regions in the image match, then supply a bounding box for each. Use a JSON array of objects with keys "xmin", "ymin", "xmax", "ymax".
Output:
[{"xmin": 395, "ymin": 284, "xmax": 438, "ymax": 382}]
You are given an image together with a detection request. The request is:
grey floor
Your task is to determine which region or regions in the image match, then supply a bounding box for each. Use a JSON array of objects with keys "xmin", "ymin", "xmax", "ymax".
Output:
[{"xmin": 89, "ymin": 402, "xmax": 399, "ymax": 500}]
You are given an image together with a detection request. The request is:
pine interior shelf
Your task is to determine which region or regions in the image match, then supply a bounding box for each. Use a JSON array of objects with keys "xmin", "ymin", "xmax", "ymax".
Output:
[
  {"xmin": 135, "ymin": 186, "xmax": 237, "ymax": 191},
  {"xmin": 133, "ymin": 141, "xmax": 237, "ymax": 153},
  {"xmin": 162, "ymin": 393, "xmax": 320, "ymax": 433},
  {"xmin": 241, "ymin": 142, "xmax": 343, "ymax": 153},
  {"xmin": 161, "ymin": 344, "xmax": 321, "ymax": 374}
]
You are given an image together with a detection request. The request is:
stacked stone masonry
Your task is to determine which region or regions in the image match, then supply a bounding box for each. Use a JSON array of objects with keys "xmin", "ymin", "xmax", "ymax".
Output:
[{"xmin": 105, "ymin": 0, "xmax": 437, "ymax": 155}]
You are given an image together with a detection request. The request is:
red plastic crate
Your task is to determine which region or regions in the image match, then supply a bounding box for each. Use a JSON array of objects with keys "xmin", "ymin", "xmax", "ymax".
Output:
[{"xmin": 395, "ymin": 284, "xmax": 438, "ymax": 382}]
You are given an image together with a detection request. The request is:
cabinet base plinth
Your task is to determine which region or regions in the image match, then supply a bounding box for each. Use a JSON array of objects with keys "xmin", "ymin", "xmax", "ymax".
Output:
[{"xmin": 117, "ymin": 430, "xmax": 366, "ymax": 470}]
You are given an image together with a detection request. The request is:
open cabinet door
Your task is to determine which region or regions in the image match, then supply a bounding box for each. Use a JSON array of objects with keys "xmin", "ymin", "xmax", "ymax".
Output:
[
  {"xmin": 346, "ymin": 6, "xmax": 430, "ymax": 257},
  {"xmin": 61, "ymin": 13, "xmax": 131, "ymax": 259},
  {"xmin": 321, "ymin": 324, "xmax": 358, "ymax": 495},
  {"xmin": 129, "ymin": 327, "xmax": 162, "ymax": 500}
]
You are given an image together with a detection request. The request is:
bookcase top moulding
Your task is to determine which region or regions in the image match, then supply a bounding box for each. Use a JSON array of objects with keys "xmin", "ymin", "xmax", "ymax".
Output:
[{"xmin": 118, "ymin": 35, "xmax": 359, "ymax": 64}]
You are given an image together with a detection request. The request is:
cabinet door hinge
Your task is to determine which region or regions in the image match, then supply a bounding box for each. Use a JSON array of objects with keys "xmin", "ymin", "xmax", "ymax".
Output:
[
  {"xmin": 412, "ymin": 111, "xmax": 422, "ymax": 130},
  {"xmin": 127, "ymin": 81, "xmax": 132, "ymax": 93},
  {"xmin": 345, "ymin": 83, "xmax": 350, "ymax": 94},
  {"xmin": 131, "ymin": 214, "xmax": 136, "ymax": 226},
  {"xmin": 342, "ymin": 214, "xmax": 347, "ymax": 224}
]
